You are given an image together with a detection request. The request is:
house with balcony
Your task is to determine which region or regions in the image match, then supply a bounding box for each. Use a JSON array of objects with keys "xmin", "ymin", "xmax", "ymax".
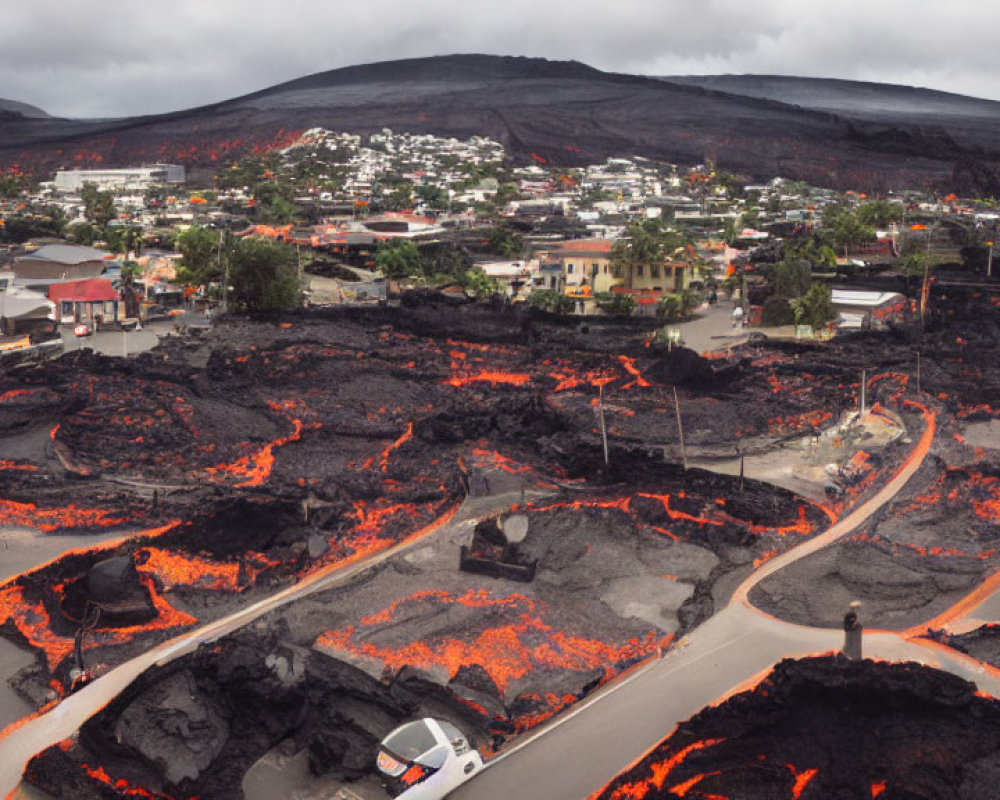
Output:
[{"xmin": 558, "ymin": 239, "xmax": 618, "ymax": 296}]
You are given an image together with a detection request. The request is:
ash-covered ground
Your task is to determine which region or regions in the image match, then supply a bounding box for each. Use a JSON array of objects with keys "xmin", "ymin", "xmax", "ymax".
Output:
[
  {"xmin": 2, "ymin": 288, "xmax": 999, "ymax": 798},
  {"xmin": 593, "ymin": 655, "xmax": 1000, "ymax": 800}
]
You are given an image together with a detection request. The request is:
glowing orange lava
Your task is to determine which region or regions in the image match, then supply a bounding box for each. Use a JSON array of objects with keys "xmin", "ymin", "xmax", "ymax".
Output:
[
  {"xmin": 135, "ymin": 547, "xmax": 277, "ymax": 592},
  {"xmin": 617, "ymin": 356, "xmax": 651, "ymax": 388},
  {"xmin": 0, "ymin": 498, "xmax": 129, "ymax": 533},
  {"xmin": 788, "ymin": 765, "xmax": 818, "ymax": 798},
  {"xmin": 206, "ymin": 418, "xmax": 303, "ymax": 487},
  {"xmin": 444, "ymin": 370, "xmax": 532, "ymax": 388},
  {"xmin": 362, "ymin": 422, "xmax": 414, "ymax": 471},
  {"xmin": 317, "ymin": 590, "xmax": 669, "ymax": 698},
  {"xmin": 601, "ymin": 739, "xmax": 726, "ymax": 800},
  {"xmin": 81, "ymin": 762, "xmax": 191, "ymax": 799}
]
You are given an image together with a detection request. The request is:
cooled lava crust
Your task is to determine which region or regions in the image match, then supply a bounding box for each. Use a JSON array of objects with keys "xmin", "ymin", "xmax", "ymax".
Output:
[{"xmin": 593, "ymin": 655, "xmax": 1000, "ymax": 800}]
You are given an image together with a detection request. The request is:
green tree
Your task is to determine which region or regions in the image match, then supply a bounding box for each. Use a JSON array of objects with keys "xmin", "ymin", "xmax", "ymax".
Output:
[
  {"xmin": 594, "ymin": 292, "xmax": 636, "ymax": 317},
  {"xmin": 771, "ymin": 258, "xmax": 813, "ymax": 298},
  {"xmin": 761, "ymin": 296, "xmax": 795, "ymax": 326},
  {"xmin": 790, "ymin": 283, "xmax": 835, "ymax": 331},
  {"xmin": 253, "ymin": 183, "xmax": 299, "ymax": 224},
  {"xmin": 80, "ymin": 183, "xmax": 116, "ymax": 226},
  {"xmin": 229, "ymin": 237, "xmax": 303, "ymax": 313},
  {"xmin": 488, "ymin": 223, "xmax": 525, "ymax": 259},
  {"xmin": 387, "ymin": 183, "xmax": 414, "ymax": 211},
  {"xmin": 528, "ymin": 289, "xmax": 575, "ymax": 314},
  {"xmin": 3, "ymin": 203, "xmax": 66, "ymax": 242},
  {"xmin": 656, "ymin": 287, "xmax": 701, "ymax": 322},
  {"xmin": 895, "ymin": 252, "xmax": 928, "ymax": 278},
  {"xmin": 67, "ymin": 222, "xmax": 97, "ymax": 246},
  {"xmin": 461, "ymin": 267, "xmax": 499, "ymax": 298},
  {"xmin": 101, "ymin": 226, "xmax": 125, "ymax": 255},
  {"xmin": 822, "ymin": 205, "xmax": 875, "ymax": 257},
  {"xmin": 722, "ymin": 217, "xmax": 740, "ymax": 244},
  {"xmin": 416, "ymin": 185, "xmax": 448, "ymax": 211},
  {"xmin": 657, "ymin": 293, "xmax": 683, "ymax": 322},
  {"xmin": 375, "ymin": 240, "xmax": 425, "ymax": 282},
  {"xmin": 857, "ymin": 200, "xmax": 903, "ymax": 229},
  {"xmin": 428, "ymin": 242, "xmax": 472, "ymax": 284},
  {"xmin": 176, "ymin": 226, "xmax": 231, "ymax": 288},
  {"xmin": 612, "ymin": 221, "xmax": 664, "ymax": 284},
  {"xmin": 493, "ymin": 183, "xmax": 520, "ymax": 207}
]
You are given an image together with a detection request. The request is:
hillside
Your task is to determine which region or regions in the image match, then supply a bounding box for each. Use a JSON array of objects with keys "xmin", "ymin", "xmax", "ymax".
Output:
[
  {"xmin": 0, "ymin": 98, "xmax": 49, "ymax": 120},
  {"xmin": 2, "ymin": 54, "xmax": 1000, "ymax": 192}
]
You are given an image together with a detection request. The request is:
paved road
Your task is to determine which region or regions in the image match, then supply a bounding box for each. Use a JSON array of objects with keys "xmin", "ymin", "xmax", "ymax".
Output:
[
  {"xmin": 0, "ymin": 496, "xmax": 491, "ymax": 797},
  {"xmin": 0, "ymin": 391, "xmax": 952, "ymax": 800},
  {"xmin": 59, "ymin": 319, "xmax": 179, "ymax": 358},
  {"xmin": 454, "ymin": 403, "xmax": 939, "ymax": 799},
  {"xmin": 672, "ymin": 301, "xmax": 748, "ymax": 355}
]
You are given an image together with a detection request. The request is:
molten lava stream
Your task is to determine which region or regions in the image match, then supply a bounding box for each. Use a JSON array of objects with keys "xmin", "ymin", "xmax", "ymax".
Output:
[
  {"xmin": 79, "ymin": 761, "xmax": 190, "ymax": 800},
  {"xmin": 0, "ymin": 498, "xmax": 130, "ymax": 532},
  {"xmin": 205, "ymin": 399, "xmax": 314, "ymax": 487},
  {"xmin": 317, "ymin": 588, "xmax": 670, "ymax": 730},
  {"xmin": 361, "ymin": 421, "xmax": 414, "ymax": 471},
  {"xmin": 443, "ymin": 370, "xmax": 532, "ymax": 388},
  {"xmin": 593, "ymin": 738, "xmax": 726, "ymax": 800},
  {"xmin": 135, "ymin": 547, "xmax": 278, "ymax": 592}
]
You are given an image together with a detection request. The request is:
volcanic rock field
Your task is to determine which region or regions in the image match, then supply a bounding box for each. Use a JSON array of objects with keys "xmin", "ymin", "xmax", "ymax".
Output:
[{"xmin": 1, "ymin": 286, "xmax": 999, "ymax": 798}]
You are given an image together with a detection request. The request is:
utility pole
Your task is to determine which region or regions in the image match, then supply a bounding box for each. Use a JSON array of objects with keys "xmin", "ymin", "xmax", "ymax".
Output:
[
  {"xmin": 219, "ymin": 230, "xmax": 229, "ymax": 314},
  {"xmin": 988, "ymin": 240, "xmax": 994, "ymax": 279},
  {"xmin": 738, "ymin": 446, "xmax": 745, "ymax": 493},
  {"xmin": 673, "ymin": 386, "xmax": 687, "ymax": 471},
  {"xmin": 859, "ymin": 368, "xmax": 867, "ymax": 416},
  {"xmin": 921, "ymin": 231, "xmax": 930, "ymax": 330},
  {"xmin": 741, "ymin": 267, "xmax": 748, "ymax": 322},
  {"xmin": 598, "ymin": 384, "xmax": 609, "ymax": 466}
]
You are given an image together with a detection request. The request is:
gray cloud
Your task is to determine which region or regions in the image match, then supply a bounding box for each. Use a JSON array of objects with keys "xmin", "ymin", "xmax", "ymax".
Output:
[{"xmin": 2, "ymin": 0, "xmax": 997, "ymax": 117}]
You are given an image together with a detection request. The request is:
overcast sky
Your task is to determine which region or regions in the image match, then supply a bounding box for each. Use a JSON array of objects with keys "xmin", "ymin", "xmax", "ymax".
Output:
[{"xmin": 4, "ymin": 0, "xmax": 997, "ymax": 118}]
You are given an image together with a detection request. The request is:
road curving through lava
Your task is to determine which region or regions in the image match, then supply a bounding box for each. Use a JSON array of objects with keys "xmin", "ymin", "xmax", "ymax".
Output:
[
  {"xmin": 0, "ymin": 493, "xmax": 505, "ymax": 798},
  {"xmin": 455, "ymin": 400, "xmax": 943, "ymax": 800},
  {"xmin": 0, "ymin": 401, "xmax": 948, "ymax": 800}
]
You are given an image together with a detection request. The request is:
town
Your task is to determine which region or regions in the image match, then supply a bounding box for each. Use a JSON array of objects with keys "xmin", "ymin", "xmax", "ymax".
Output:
[
  {"xmin": 2, "ymin": 123, "xmax": 1000, "ymax": 800},
  {"xmin": 2, "ymin": 126, "xmax": 995, "ymax": 357}
]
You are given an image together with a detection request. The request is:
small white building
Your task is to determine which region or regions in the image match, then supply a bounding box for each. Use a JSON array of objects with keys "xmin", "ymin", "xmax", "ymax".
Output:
[
  {"xmin": 54, "ymin": 164, "xmax": 185, "ymax": 193},
  {"xmin": 478, "ymin": 260, "xmax": 537, "ymax": 299}
]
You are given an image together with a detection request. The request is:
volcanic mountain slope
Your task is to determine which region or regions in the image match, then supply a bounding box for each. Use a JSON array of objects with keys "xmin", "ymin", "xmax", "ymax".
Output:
[
  {"xmin": 4, "ymin": 54, "xmax": 1000, "ymax": 191},
  {"xmin": 594, "ymin": 656, "xmax": 1000, "ymax": 800},
  {"xmin": 667, "ymin": 74, "xmax": 1000, "ymax": 126},
  {"xmin": 0, "ymin": 98, "xmax": 49, "ymax": 121}
]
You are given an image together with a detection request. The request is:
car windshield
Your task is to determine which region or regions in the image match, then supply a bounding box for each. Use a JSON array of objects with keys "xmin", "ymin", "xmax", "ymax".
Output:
[{"xmin": 382, "ymin": 720, "xmax": 438, "ymax": 760}]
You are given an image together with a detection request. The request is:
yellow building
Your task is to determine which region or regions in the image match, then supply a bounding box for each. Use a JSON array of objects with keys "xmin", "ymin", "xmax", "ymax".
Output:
[{"xmin": 558, "ymin": 240, "xmax": 619, "ymax": 295}]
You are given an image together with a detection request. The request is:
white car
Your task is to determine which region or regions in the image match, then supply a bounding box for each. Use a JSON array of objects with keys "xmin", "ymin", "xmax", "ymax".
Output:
[{"xmin": 376, "ymin": 718, "xmax": 483, "ymax": 799}]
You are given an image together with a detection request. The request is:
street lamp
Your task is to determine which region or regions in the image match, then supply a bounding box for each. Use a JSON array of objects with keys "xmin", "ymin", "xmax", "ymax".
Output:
[{"xmin": 909, "ymin": 222, "xmax": 934, "ymax": 329}]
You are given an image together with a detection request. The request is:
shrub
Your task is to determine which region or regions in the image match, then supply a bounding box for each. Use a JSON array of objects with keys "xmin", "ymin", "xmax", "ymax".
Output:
[
  {"xmin": 594, "ymin": 292, "xmax": 636, "ymax": 317},
  {"xmin": 761, "ymin": 295, "xmax": 795, "ymax": 326}
]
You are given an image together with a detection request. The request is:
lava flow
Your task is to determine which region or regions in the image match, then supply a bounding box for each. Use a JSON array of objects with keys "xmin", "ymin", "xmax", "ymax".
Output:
[
  {"xmin": 316, "ymin": 588, "xmax": 670, "ymax": 727},
  {"xmin": 593, "ymin": 656, "xmax": 1000, "ymax": 800}
]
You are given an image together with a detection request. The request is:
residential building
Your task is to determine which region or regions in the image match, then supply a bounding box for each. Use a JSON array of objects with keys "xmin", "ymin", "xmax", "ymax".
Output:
[
  {"xmin": 13, "ymin": 244, "xmax": 112, "ymax": 281},
  {"xmin": 557, "ymin": 239, "xmax": 618, "ymax": 295},
  {"xmin": 54, "ymin": 164, "xmax": 185, "ymax": 193}
]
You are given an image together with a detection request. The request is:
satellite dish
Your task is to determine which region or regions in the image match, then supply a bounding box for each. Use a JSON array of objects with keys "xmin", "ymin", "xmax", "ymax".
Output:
[{"xmin": 501, "ymin": 514, "xmax": 529, "ymax": 544}]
